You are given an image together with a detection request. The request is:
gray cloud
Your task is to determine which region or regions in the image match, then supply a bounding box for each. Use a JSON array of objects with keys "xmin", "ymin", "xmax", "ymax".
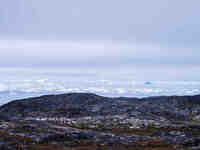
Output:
[
  {"xmin": 0, "ymin": 40, "xmax": 199, "ymax": 68},
  {"xmin": 0, "ymin": 0, "xmax": 200, "ymax": 70},
  {"xmin": 1, "ymin": 1, "xmax": 200, "ymax": 43}
]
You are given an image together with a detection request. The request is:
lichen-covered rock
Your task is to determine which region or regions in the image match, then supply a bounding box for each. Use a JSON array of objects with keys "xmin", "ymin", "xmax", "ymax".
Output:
[{"xmin": 0, "ymin": 93, "xmax": 200, "ymax": 149}]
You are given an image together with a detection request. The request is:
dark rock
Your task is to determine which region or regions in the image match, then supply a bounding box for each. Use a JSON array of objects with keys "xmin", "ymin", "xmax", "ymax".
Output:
[{"xmin": 0, "ymin": 93, "xmax": 200, "ymax": 149}]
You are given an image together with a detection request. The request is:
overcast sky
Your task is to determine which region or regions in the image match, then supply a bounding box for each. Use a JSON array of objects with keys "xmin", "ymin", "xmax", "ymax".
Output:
[{"xmin": 0, "ymin": 0, "xmax": 200, "ymax": 73}]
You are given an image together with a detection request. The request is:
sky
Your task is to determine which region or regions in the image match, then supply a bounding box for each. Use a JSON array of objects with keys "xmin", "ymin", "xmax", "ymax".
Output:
[{"xmin": 0, "ymin": 0, "xmax": 200, "ymax": 80}]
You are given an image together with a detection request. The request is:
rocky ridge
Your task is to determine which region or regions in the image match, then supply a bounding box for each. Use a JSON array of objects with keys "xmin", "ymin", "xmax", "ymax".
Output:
[{"xmin": 0, "ymin": 93, "xmax": 200, "ymax": 149}]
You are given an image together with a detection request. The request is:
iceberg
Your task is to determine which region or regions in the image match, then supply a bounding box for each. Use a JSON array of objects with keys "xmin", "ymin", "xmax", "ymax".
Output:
[{"xmin": 145, "ymin": 81, "xmax": 152, "ymax": 85}]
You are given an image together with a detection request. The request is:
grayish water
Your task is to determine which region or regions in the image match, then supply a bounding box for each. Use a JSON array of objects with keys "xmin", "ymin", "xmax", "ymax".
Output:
[{"xmin": 0, "ymin": 68, "xmax": 199, "ymax": 105}]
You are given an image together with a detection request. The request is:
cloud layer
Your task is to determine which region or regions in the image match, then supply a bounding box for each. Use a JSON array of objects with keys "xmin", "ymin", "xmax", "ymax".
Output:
[
  {"xmin": 0, "ymin": 0, "xmax": 199, "ymax": 72},
  {"xmin": 0, "ymin": 40, "xmax": 199, "ymax": 68}
]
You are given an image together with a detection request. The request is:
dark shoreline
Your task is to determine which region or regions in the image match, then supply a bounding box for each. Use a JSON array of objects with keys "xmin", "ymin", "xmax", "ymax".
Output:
[{"xmin": 3, "ymin": 92, "xmax": 200, "ymax": 104}]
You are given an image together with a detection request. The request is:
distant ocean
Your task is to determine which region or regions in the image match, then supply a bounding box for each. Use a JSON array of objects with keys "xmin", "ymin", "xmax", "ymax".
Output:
[{"xmin": 0, "ymin": 68, "xmax": 199, "ymax": 105}]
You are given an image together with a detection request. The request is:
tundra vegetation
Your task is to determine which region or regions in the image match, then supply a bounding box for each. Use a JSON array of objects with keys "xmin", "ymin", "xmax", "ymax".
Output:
[{"xmin": 0, "ymin": 93, "xmax": 200, "ymax": 150}]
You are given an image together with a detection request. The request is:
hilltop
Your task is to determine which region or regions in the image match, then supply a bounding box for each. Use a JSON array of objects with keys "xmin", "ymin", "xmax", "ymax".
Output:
[{"xmin": 0, "ymin": 93, "xmax": 200, "ymax": 149}]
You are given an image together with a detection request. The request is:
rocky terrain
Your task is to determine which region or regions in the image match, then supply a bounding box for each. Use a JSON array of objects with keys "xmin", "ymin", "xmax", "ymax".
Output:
[{"xmin": 0, "ymin": 93, "xmax": 200, "ymax": 149}]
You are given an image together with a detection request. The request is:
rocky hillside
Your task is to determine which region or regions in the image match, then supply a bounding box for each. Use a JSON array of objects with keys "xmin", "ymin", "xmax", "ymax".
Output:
[
  {"xmin": 0, "ymin": 93, "xmax": 200, "ymax": 150},
  {"xmin": 1, "ymin": 93, "xmax": 200, "ymax": 121}
]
